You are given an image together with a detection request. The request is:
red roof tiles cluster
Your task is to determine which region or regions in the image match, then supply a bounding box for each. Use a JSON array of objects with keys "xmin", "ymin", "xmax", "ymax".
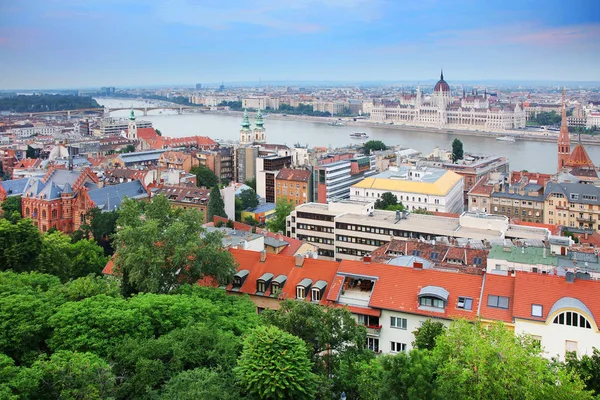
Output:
[{"xmin": 275, "ymin": 168, "xmax": 311, "ymax": 183}]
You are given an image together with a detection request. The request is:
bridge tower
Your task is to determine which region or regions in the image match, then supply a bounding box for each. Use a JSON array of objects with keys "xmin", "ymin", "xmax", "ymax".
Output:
[
  {"xmin": 143, "ymin": 107, "xmax": 148, "ymax": 117},
  {"xmin": 127, "ymin": 107, "xmax": 138, "ymax": 140}
]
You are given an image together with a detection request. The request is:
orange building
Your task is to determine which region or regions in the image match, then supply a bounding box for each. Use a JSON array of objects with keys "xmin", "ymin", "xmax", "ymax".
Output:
[
  {"xmin": 275, "ymin": 168, "xmax": 311, "ymax": 206},
  {"xmin": 157, "ymin": 151, "xmax": 198, "ymax": 173}
]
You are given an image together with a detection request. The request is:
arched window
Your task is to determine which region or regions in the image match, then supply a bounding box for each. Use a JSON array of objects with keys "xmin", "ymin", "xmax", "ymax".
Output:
[
  {"xmin": 41, "ymin": 210, "xmax": 46, "ymax": 218},
  {"xmin": 51, "ymin": 210, "xmax": 57, "ymax": 219},
  {"xmin": 553, "ymin": 311, "xmax": 592, "ymax": 329},
  {"xmin": 25, "ymin": 207, "xmax": 30, "ymax": 216}
]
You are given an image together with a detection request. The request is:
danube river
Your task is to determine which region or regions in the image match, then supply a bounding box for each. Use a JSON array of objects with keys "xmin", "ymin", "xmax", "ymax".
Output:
[{"xmin": 96, "ymin": 98, "xmax": 600, "ymax": 174}]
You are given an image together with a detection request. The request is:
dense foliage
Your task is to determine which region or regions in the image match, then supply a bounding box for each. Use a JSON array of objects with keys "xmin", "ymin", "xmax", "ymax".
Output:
[
  {"xmin": 0, "ymin": 94, "xmax": 101, "ymax": 113},
  {"xmin": 190, "ymin": 165, "xmax": 219, "ymax": 188},
  {"xmin": 451, "ymin": 138, "xmax": 464, "ymax": 163},
  {"xmin": 529, "ymin": 110, "xmax": 562, "ymax": 126},
  {"xmin": 208, "ymin": 186, "xmax": 228, "ymax": 222},
  {"xmin": 267, "ymin": 198, "xmax": 294, "ymax": 233},
  {"xmin": 239, "ymin": 188, "xmax": 259, "ymax": 210},
  {"xmin": 363, "ymin": 140, "xmax": 387, "ymax": 154},
  {"xmin": 374, "ymin": 192, "xmax": 404, "ymax": 211}
]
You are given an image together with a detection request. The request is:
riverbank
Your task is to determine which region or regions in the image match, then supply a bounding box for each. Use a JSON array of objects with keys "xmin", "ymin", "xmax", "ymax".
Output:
[{"xmin": 198, "ymin": 109, "xmax": 600, "ymax": 147}]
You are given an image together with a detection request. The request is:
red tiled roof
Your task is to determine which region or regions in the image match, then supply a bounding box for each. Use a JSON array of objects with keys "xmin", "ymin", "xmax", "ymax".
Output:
[
  {"xmin": 566, "ymin": 144, "xmax": 595, "ymax": 169},
  {"xmin": 337, "ymin": 260, "xmax": 484, "ymax": 320},
  {"xmin": 102, "ymin": 259, "xmax": 114, "ymax": 275},
  {"xmin": 212, "ymin": 216, "xmax": 252, "ymax": 231},
  {"xmin": 136, "ymin": 128, "xmax": 159, "ymax": 141},
  {"xmin": 275, "ymin": 168, "xmax": 311, "ymax": 183},
  {"xmin": 479, "ymin": 273, "xmax": 515, "ymax": 323},
  {"xmin": 512, "ymin": 220, "xmax": 560, "ymax": 236},
  {"xmin": 512, "ymin": 272, "xmax": 600, "ymax": 325},
  {"xmin": 468, "ymin": 175, "xmax": 494, "ymax": 196},
  {"xmin": 227, "ymin": 248, "xmax": 340, "ymax": 305},
  {"xmin": 336, "ymin": 304, "xmax": 381, "ymax": 317}
]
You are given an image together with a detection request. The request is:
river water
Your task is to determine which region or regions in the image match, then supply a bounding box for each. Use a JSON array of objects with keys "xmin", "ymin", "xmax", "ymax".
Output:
[{"xmin": 96, "ymin": 98, "xmax": 600, "ymax": 174}]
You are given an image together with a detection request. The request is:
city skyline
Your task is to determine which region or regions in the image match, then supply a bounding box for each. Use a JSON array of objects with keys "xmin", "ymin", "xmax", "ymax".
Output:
[{"xmin": 1, "ymin": 0, "xmax": 599, "ymax": 90}]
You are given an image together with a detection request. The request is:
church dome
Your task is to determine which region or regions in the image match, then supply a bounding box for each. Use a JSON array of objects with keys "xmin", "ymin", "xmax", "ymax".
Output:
[{"xmin": 434, "ymin": 70, "xmax": 450, "ymax": 93}]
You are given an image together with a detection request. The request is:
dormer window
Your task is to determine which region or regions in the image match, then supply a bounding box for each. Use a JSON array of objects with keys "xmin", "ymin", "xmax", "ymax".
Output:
[
  {"xmin": 412, "ymin": 249, "xmax": 421, "ymax": 257},
  {"xmin": 296, "ymin": 278, "xmax": 312, "ymax": 300},
  {"xmin": 418, "ymin": 286, "xmax": 449, "ymax": 311},
  {"xmin": 256, "ymin": 273, "xmax": 273, "ymax": 295},
  {"xmin": 311, "ymin": 280, "xmax": 327, "ymax": 302},
  {"xmin": 430, "ymin": 252, "xmax": 439, "ymax": 260},
  {"xmin": 270, "ymin": 274, "xmax": 287, "ymax": 297},
  {"xmin": 232, "ymin": 270, "xmax": 249, "ymax": 291}
]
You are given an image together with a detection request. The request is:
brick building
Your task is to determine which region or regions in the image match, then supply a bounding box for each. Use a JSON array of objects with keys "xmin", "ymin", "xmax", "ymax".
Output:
[{"xmin": 275, "ymin": 168, "xmax": 311, "ymax": 206}]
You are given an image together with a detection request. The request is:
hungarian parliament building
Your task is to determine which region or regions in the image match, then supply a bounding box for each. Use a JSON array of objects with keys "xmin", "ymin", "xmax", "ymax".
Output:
[{"xmin": 368, "ymin": 72, "xmax": 526, "ymax": 130}]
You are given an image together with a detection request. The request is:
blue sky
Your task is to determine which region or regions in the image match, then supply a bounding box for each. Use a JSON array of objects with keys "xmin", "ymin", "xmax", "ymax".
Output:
[{"xmin": 0, "ymin": 0, "xmax": 599, "ymax": 89}]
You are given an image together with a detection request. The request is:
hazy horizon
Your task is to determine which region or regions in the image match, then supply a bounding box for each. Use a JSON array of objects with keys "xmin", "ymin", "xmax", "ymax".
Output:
[{"xmin": 1, "ymin": 0, "xmax": 599, "ymax": 90}]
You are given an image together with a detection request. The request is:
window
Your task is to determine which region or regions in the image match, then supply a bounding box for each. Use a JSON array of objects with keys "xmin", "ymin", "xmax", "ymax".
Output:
[
  {"xmin": 271, "ymin": 283, "xmax": 281, "ymax": 295},
  {"xmin": 553, "ymin": 311, "xmax": 592, "ymax": 329},
  {"xmin": 296, "ymin": 286, "xmax": 306, "ymax": 300},
  {"xmin": 257, "ymin": 307, "xmax": 265, "ymax": 314},
  {"xmin": 473, "ymin": 257, "xmax": 483, "ymax": 266},
  {"xmin": 565, "ymin": 340, "xmax": 578, "ymax": 356},
  {"xmin": 487, "ymin": 295, "xmax": 509, "ymax": 309},
  {"xmin": 419, "ymin": 297, "xmax": 444, "ymax": 309},
  {"xmin": 531, "ymin": 304, "xmax": 543, "ymax": 318},
  {"xmin": 367, "ymin": 337, "xmax": 379, "ymax": 352},
  {"xmin": 390, "ymin": 342, "xmax": 406, "ymax": 353},
  {"xmin": 257, "ymin": 281, "xmax": 266, "ymax": 293},
  {"xmin": 430, "ymin": 252, "xmax": 439, "ymax": 261},
  {"xmin": 457, "ymin": 297, "xmax": 473, "ymax": 310},
  {"xmin": 311, "ymin": 288, "xmax": 321, "ymax": 302},
  {"xmin": 390, "ymin": 316, "xmax": 407, "ymax": 329},
  {"xmin": 412, "ymin": 249, "xmax": 421, "ymax": 257}
]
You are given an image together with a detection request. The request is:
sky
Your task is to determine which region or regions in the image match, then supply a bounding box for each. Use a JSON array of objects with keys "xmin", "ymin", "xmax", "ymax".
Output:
[{"xmin": 0, "ymin": 0, "xmax": 599, "ymax": 89}]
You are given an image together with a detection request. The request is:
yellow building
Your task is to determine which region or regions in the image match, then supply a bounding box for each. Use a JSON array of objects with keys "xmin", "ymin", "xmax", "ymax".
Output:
[
  {"xmin": 544, "ymin": 181, "xmax": 600, "ymax": 233},
  {"xmin": 350, "ymin": 166, "xmax": 464, "ymax": 214},
  {"xmin": 241, "ymin": 202, "xmax": 277, "ymax": 225}
]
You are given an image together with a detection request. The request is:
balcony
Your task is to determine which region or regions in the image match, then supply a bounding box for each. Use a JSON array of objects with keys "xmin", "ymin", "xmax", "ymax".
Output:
[
  {"xmin": 577, "ymin": 216, "xmax": 595, "ymax": 223},
  {"xmin": 338, "ymin": 279, "xmax": 374, "ymax": 307},
  {"xmin": 365, "ymin": 325, "xmax": 382, "ymax": 337}
]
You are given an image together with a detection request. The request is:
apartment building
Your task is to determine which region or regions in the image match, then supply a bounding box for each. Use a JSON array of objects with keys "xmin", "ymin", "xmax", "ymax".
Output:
[
  {"xmin": 197, "ymin": 147, "xmax": 235, "ymax": 183},
  {"xmin": 275, "ymin": 168, "xmax": 311, "ymax": 206},
  {"xmin": 350, "ymin": 166, "xmax": 464, "ymax": 214},
  {"xmin": 256, "ymin": 155, "xmax": 292, "ymax": 203},
  {"xmin": 219, "ymin": 248, "xmax": 600, "ymax": 360},
  {"xmin": 544, "ymin": 182, "xmax": 600, "ymax": 233},
  {"xmin": 313, "ymin": 154, "xmax": 377, "ymax": 203},
  {"xmin": 151, "ymin": 184, "xmax": 210, "ymax": 222},
  {"xmin": 286, "ymin": 201, "xmax": 549, "ymax": 261},
  {"xmin": 468, "ymin": 172, "xmax": 546, "ymax": 223}
]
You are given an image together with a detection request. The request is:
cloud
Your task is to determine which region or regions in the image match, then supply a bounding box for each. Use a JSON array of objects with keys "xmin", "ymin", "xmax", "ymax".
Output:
[{"xmin": 430, "ymin": 22, "xmax": 600, "ymax": 48}]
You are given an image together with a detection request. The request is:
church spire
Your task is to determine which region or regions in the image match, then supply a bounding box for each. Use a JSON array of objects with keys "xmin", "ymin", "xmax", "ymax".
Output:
[
  {"xmin": 440, "ymin": 68, "xmax": 444, "ymax": 81},
  {"xmin": 129, "ymin": 106, "xmax": 136, "ymax": 121},
  {"xmin": 241, "ymin": 109, "xmax": 251, "ymax": 131},
  {"xmin": 254, "ymin": 108, "xmax": 264, "ymax": 130},
  {"xmin": 557, "ymin": 87, "xmax": 571, "ymax": 172}
]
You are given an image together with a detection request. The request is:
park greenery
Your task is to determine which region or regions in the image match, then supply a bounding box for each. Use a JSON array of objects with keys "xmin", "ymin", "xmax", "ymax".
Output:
[
  {"xmin": 0, "ymin": 94, "xmax": 101, "ymax": 113},
  {"xmin": 0, "ymin": 195, "xmax": 598, "ymax": 399},
  {"xmin": 190, "ymin": 165, "xmax": 220, "ymax": 188},
  {"xmin": 374, "ymin": 192, "xmax": 405, "ymax": 212},
  {"xmin": 529, "ymin": 111, "xmax": 562, "ymax": 126}
]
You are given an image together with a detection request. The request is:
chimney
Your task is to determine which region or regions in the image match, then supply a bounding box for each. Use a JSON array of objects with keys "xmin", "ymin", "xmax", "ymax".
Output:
[
  {"xmin": 363, "ymin": 255, "xmax": 371, "ymax": 264},
  {"xmin": 413, "ymin": 261, "xmax": 423, "ymax": 270},
  {"xmin": 584, "ymin": 232, "xmax": 589, "ymax": 240},
  {"xmin": 260, "ymin": 250, "xmax": 267, "ymax": 262},
  {"xmin": 295, "ymin": 254, "xmax": 305, "ymax": 267},
  {"xmin": 565, "ymin": 271, "xmax": 575, "ymax": 283}
]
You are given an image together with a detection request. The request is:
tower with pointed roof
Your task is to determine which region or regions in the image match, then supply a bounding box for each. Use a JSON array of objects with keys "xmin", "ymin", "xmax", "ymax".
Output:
[
  {"xmin": 433, "ymin": 69, "xmax": 451, "ymax": 109},
  {"xmin": 239, "ymin": 109, "xmax": 252, "ymax": 145},
  {"xmin": 253, "ymin": 108, "xmax": 266, "ymax": 144},
  {"xmin": 557, "ymin": 88, "xmax": 571, "ymax": 172},
  {"xmin": 127, "ymin": 106, "xmax": 138, "ymax": 140}
]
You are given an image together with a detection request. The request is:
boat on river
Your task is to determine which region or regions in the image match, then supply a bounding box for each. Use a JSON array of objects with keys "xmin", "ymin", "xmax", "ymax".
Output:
[
  {"xmin": 349, "ymin": 132, "xmax": 369, "ymax": 139},
  {"xmin": 496, "ymin": 136, "xmax": 516, "ymax": 142}
]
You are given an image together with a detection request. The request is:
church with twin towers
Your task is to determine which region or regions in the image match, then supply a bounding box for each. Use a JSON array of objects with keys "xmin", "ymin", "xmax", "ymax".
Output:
[{"xmin": 239, "ymin": 109, "xmax": 267, "ymax": 145}]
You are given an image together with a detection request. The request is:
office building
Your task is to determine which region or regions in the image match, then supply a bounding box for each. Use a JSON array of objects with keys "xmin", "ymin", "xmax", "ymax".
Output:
[
  {"xmin": 313, "ymin": 153, "xmax": 377, "ymax": 203},
  {"xmin": 256, "ymin": 154, "xmax": 292, "ymax": 203}
]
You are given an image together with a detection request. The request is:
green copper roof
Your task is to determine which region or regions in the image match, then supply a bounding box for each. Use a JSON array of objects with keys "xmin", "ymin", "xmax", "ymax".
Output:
[
  {"xmin": 241, "ymin": 109, "xmax": 251, "ymax": 131},
  {"xmin": 254, "ymin": 108, "xmax": 264, "ymax": 130},
  {"xmin": 129, "ymin": 107, "xmax": 136, "ymax": 121},
  {"xmin": 488, "ymin": 245, "xmax": 556, "ymax": 266}
]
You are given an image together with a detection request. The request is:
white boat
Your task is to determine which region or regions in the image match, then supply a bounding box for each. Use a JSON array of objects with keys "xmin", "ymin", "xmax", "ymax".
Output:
[
  {"xmin": 349, "ymin": 132, "xmax": 369, "ymax": 139},
  {"xmin": 496, "ymin": 136, "xmax": 516, "ymax": 142},
  {"xmin": 330, "ymin": 121, "xmax": 345, "ymax": 126}
]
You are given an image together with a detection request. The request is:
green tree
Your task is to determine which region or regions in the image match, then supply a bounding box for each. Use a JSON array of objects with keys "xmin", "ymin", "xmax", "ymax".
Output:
[
  {"xmin": 566, "ymin": 348, "xmax": 600, "ymax": 395},
  {"xmin": 377, "ymin": 349, "xmax": 437, "ymax": 400},
  {"xmin": 29, "ymin": 351, "xmax": 116, "ymax": 400},
  {"xmin": 239, "ymin": 188, "xmax": 259, "ymax": 210},
  {"xmin": 155, "ymin": 129, "xmax": 162, "ymax": 136},
  {"xmin": 60, "ymin": 275, "xmax": 121, "ymax": 302},
  {"xmin": 190, "ymin": 165, "xmax": 219, "ymax": 188},
  {"xmin": 234, "ymin": 196, "xmax": 243, "ymax": 221},
  {"xmin": 374, "ymin": 192, "xmax": 404, "ymax": 211},
  {"xmin": 118, "ymin": 144, "xmax": 135, "ymax": 154},
  {"xmin": 262, "ymin": 300, "xmax": 366, "ymax": 360},
  {"xmin": 161, "ymin": 368, "xmax": 239, "ymax": 400},
  {"xmin": 245, "ymin": 177, "xmax": 257, "ymax": 191},
  {"xmin": 1, "ymin": 196, "xmax": 21, "ymax": 219},
  {"xmin": 363, "ymin": 140, "xmax": 387, "ymax": 155},
  {"xmin": 236, "ymin": 325, "xmax": 317, "ymax": 400},
  {"xmin": 267, "ymin": 198, "xmax": 294, "ymax": 233},
  {"xmin": 243, "ymin": 215, "xmax": 257, "ymax": 226},
  {"xmin": 433, "ymin": 320, "xmax": 592, "ymax": 399},
  {"xmin": 113, "ymin": 195, "xmax": 235, "ymax": 294},
  {"xmin": 76, "ymin": 208, "xmax": 118, "ymax": 255},
  {"xmin": 25, "ymin": 146, "xmax": 37, "ymax": 159},
  {"xmin": 451, "ymin": 138, "xmax": 464, "ymax": 163},
  {"xmin": 412, "ymin": 319, "xmax": 446, "ymax": 351},
  {"xmin": 208, "ymin": 185, "xmax": 228, "ymax": 223},
  {"xmin": 38, "ymin": 231, "xmax": 107, "ymax": 282},
  {"xmin": 0, "ymin": 218, "xmax": 43, "ymax": 273}
]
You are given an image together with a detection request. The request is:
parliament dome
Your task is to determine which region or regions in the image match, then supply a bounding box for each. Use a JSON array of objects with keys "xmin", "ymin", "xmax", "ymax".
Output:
[{"xmin": 434, "ymin": 70, "xmax": 450, "ymax": 93}]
